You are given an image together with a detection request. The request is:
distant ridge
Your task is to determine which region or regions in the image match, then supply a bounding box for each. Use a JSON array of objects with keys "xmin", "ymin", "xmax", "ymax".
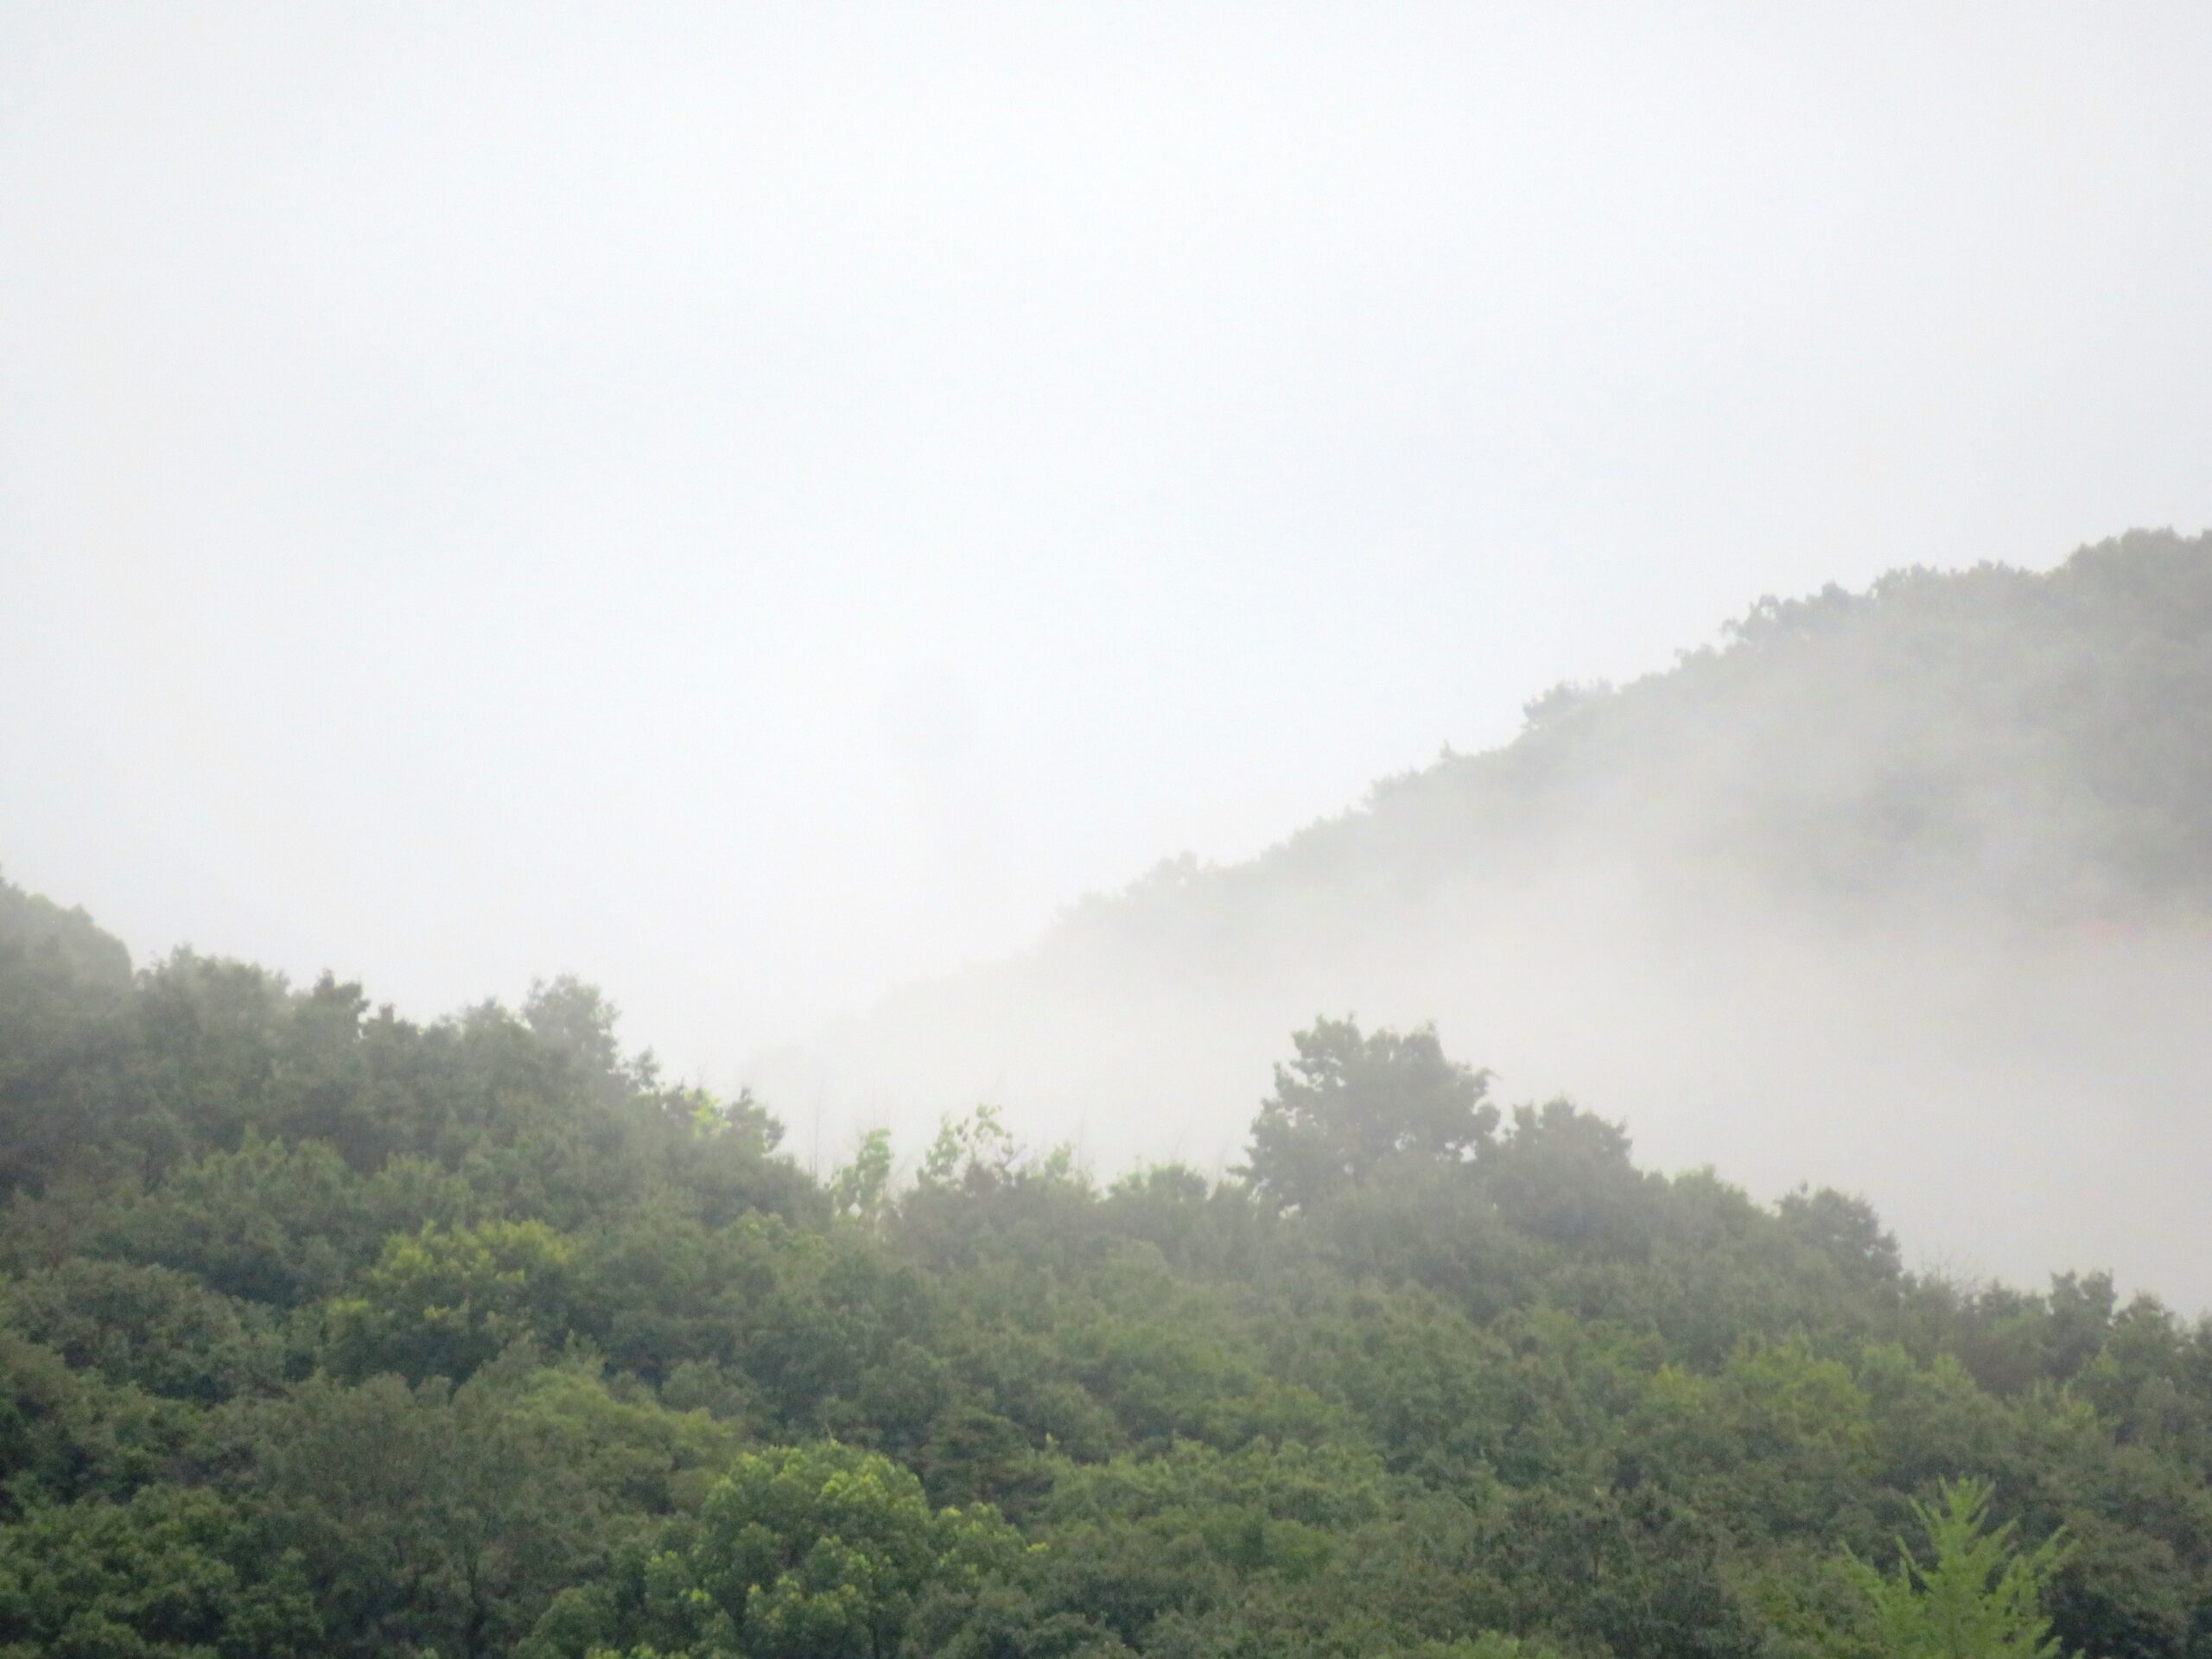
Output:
[{"xmin": 1052, "ymin": 526, "xmax": 2212, "ymax": 952}]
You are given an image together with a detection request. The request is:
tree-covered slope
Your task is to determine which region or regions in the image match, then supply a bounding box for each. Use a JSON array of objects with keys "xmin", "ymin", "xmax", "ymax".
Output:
[{"xmin": 4, "ymin": 877, "xmax": 2212, "ymax": 1657}]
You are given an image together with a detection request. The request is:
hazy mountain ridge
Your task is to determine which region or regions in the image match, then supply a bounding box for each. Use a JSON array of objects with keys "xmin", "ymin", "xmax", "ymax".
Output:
[
  {"xmin": 0, "ymin": 878, "xmax": 136, "ymax": 990},
  {"xmin": 1062, "ymin": 527, "xmax": 2212, "ymax": 949}
]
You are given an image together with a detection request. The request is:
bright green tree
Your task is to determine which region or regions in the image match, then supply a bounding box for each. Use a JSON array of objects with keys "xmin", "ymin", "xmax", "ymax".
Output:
[
  {"xmin": 322, "ymin": 1218, "xmax": 575, "ymax": 1381},
  {"xmin": 1839, "ymin": 1478, "xmax": 2071, "ymax": 1659},
  {"xmin": 830, "ymin": 1129, "xmax": 894, "ymax": 1230},
  {"xmin": 565, "ymin": 1441, "xmax": 1022, "ymax": 1659}
]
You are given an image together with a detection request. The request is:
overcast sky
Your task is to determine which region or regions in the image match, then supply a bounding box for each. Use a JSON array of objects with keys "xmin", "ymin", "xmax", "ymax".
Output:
[{"xmin": 5, "ymin": 3, "xmax": 2211, "ymax": 1084}]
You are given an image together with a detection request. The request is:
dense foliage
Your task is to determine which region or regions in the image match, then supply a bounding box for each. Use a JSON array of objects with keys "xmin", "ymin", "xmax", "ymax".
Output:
[{"xmin": 4, "ymin": 877, "xmax": 2210, "ymax": 1658}]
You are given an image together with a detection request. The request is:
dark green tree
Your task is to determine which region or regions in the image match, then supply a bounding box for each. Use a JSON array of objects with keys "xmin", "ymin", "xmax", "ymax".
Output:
[{"xmin": 1240, "ymin": 1018, "xmax": 1496, "ymax": 1211}]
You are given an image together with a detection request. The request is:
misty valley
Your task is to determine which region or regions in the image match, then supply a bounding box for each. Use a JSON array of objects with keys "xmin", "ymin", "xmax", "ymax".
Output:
[
  {"xmin": 764, "ymin": 531, "xmax": 2212, "ymax": 1300},
  {"xmin": 4, "ymin": 534, "xmax": 2211, "ymax": 1659}
]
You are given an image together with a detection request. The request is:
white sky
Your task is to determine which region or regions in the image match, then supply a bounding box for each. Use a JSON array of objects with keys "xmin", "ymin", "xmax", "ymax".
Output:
[{"xmin": 5, "ymin": 3, "xmax": 2211, "ymax": 1084}]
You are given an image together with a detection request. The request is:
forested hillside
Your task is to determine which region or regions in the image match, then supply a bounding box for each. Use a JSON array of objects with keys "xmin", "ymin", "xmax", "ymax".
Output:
[
  {"xmin": 760, "ymin": 531, "xmax": 2212, "ymax": 1299},
  {"xmin": 5, "ymin": 879, "xmax": 2212, "ymax": 1659}
]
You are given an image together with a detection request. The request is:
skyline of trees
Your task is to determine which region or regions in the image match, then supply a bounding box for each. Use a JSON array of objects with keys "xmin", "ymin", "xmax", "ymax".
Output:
[{"xmin": 4, "ymin": 874, "xmax": 2207, "ymax": 1656}]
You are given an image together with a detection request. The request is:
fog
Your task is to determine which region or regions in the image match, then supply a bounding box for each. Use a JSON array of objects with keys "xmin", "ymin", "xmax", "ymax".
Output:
[
  {"xmin": 765, "ymin": 856, "xmax": 2212, "ymax": 1305},
  {"xmin": 8, "ymin": 10, "xmax": 2212, "ymax": 1300},
  {"xmin": 746, "ymin": 542, "xmax": 2212, "ymax": 1304}
]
